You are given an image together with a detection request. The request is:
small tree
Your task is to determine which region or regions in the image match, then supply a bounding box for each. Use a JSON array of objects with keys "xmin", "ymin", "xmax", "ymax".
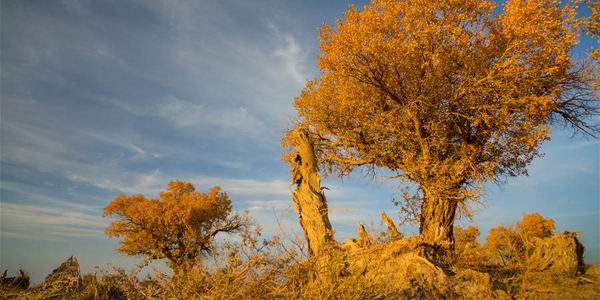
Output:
[
  {"xmin": 516, "ymin": 212, "xmax": 555, "ymax": 242},
  {"xmin": 286, "ymin": 0, "xmax": 598, "ymax": 245},
  {"xmin": 103, "ymin": 180, "xmax": 248, "ymax": 270},
  {"xmin": 455, "ymin": 226, "xmax": 481, "ymax": 245},
  {"xmin": 454, "ymin": 226, "xmax": 485, "ymax": 267}
]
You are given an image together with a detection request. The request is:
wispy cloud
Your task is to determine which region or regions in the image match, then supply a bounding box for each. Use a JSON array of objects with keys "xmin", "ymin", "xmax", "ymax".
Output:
[
  {"xmin": 156, "ymin": 95, "xmax": 269, "ymax": 137},
  {"xmin": 0, "ymin": 203, "xmax": 105, "ymax": 240},
  {"xmin": 0, "ymin": 180, "xmax": 101, "ymax": 213},
  {"xmin": 270, "ymin": 23, "xmax": 309, "ymax": 86},
  {"xmin": 189, "ymin": 175, "xmax": 290, "ymax": 197},
  {"xmin": 552, "ymin": 210, "xmax": 600, "ymax": 218},
  {"xmin": 1, "ymin": 0, "xmax": 598, "ymax": 276},
  {"xmin": 504, "ymin": 137, "xmax": 598, "ymax": 190}
]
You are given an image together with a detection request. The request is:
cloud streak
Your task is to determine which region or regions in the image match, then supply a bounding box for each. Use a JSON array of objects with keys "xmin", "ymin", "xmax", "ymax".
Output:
[
  {"xmin": 0, "ymin": 203, "xmax": 105, "ymax": 240},
  {"xmin": 1, "ymin": 0, "xmax": 598, "ymax": 277}
]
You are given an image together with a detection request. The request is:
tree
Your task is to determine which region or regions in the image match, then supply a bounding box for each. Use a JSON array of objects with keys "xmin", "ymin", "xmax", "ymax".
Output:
[
  {"xmin": 516, "ymin": 212, "xmax": 555, "ymax": 241},
  {"xmin": 103, "ymin": 180, "xmax": 248, "ymax": 270},
  {"xmin": 485, "ymin": 225, "xmax": 521, "ymax": 267},
  {"xmin": 288, "ymin": 129, "xmax": 335, "ymax": 257},
  {"xmin": 455, "ymin": 226, "xmax": 481, "ymax": 245},
  {"xmin": 454, "ymin": 225, "xmax": 484, "ymax": 267},
  {"xmin": 286, "ymin": 0, "xmax": 598, "ymax": 245}
]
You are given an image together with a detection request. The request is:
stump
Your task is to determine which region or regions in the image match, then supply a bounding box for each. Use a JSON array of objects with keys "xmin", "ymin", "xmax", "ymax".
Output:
[{"xmin": 289, "ymin": 129, "xmax": 335, "ymax": 256}]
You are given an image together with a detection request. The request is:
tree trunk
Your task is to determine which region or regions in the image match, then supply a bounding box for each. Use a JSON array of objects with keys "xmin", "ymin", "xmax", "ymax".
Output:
[
  {"xmin": 289, "ymin": 129, "xmax": 335, "ymax": 257},
  {"xmin": 419, "ymin": 191, "xmax": 458, "ymax": 246}
]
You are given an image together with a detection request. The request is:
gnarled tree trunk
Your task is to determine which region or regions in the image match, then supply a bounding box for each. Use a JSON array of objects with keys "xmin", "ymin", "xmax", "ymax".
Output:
[
  {"xmin": 419, "ymin": 192, "xmax": 458, "ymax": 246},
  {"xmin": 289, "ymin": 129, "xmax": 335, "ymax": 257}
]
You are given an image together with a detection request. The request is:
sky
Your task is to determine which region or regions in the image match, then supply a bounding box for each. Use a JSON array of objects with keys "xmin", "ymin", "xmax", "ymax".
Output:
[{"xmin": 1, "ymin": 0, "xmax": 598, "ymax": 284}]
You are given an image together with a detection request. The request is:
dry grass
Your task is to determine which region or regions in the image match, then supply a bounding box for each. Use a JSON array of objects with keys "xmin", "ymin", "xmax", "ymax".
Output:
[{"xmin": 3, "ymin": 214, "xmax": 599, "ymax": 300}]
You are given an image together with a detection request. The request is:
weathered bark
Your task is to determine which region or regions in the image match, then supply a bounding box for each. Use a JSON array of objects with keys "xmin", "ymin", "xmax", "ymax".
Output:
[
  {"xmin": 289, "ymin": 129, "xmax": 335, "ymax": 256},
  {"xmin": 419, "ymin": 193, "xmax": 458, "ymax": 246},
  {"xmin": 357, "ymin": 222, "xmax": 371, "ymax": 247},
  {"xmin": 381, "ymin": 211, "xmax": 402, "ymax": 239}
]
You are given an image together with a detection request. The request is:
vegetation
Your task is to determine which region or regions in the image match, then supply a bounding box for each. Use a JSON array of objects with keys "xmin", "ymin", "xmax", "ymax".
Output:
[
  {"xmin": 102, "ymin": 181, "xmax": 250, "ymax": 271},
  {"xmin": 3, "ymin": 211, "xmax": 599, "ymax": 299},
  {"xmin": 2, "ymin": 0, "xmax": 599, "ymax": 299},
  {"xmin": 284, "ymin": 0, "xmax": 599, "ymax": 244},
  {"xmin": 485, "ymin": 212, "xmax": 555, "ymax": 268},
  {"xmin": 588, "ymin": 0, "xmax": 600, "ymax": 59}
]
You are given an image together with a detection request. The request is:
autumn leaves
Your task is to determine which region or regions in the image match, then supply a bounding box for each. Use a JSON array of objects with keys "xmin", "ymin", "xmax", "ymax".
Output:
[
  {"xmin": 103, "ymin": 0, "xmax": 599, "ymax": 268},
  {"xmin": 103, "ymin": 181, "xmax": 248, "ymax": 271},
  {"xmin": 287, "ymin": 0, "xmax": 598, "ymax": 243}
]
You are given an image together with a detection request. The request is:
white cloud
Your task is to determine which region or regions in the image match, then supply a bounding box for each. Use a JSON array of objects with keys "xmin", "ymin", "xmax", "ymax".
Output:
[
  {"xmin": 270, "ymin": 24, "xmax": 308, "ymax": 86},
  {"xmin": 157, "ymin": 95, "xmax": 269, "ymax": 136},
  {"xmin": 158, "ymin": 96, "xmax": 205, "ymax": 128},
  {"xmin": 0, "ymin": 202, "xmax": 105, "ymax": 240},
  {"xmin": 189, "ymin": 175, "xmax": 290, "ymax": 197},
  {"xmin": 66, "ymin": 169, "xmax": 165, "ymax": 197},
  {"xmin": 0, "ymin": 180, "xmax": 101, "ymax": 213}
]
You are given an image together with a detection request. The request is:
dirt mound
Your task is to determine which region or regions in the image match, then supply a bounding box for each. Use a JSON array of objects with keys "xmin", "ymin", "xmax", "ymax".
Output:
[
  {"xmin": 338, "ymin": 234, "xmax": 508, "ymax": 299},
  {"xmin": 527, "ymin": 231, "xmax": 585, "ymax": 276},
  {"xmin": 335, "ymin": 215, "xmax": 597, "ymax": 299},
  {"xmin": 583, "ymin": 264, "xmax": 600, "ymax": 281},
  {"xmin": 519, "ymin": 271, "xmax": 600, "ymax": 299},
  {"xmin": 42, "ymin": 256, "xmax": 82, "ymax": 293},
  {"xmin": 16, "ymin": 256, "xmax": 84, "ymax": 300}
]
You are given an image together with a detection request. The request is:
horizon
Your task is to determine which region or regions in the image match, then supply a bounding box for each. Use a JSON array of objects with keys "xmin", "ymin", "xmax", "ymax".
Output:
[{"xmin": 1, "ymin": 0, "xmax": 598, "ymax": 284}]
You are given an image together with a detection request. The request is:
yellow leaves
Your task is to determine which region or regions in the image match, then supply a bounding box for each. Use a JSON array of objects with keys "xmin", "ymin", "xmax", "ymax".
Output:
[
  {"xmin": 454, "ymin": 225, "xmax": 487, "ymax": 267},
  {"xmin": 586, "ymin": 0, "xmax": 600, "ymax": 87},
  {"xmin": 288, "ymin": 0, "xmax": 591, "ymax": 215},
  {"xmin": 455, "ymin": 225, "xmax": 481, "ymax": 244},
  {"xmin": 103, "ymin": 180, "xmax": 237, "ymax": 267},
  {"xmin": 517, "ymin": 212, "xmax": 555, "ymax": 239},
  {"xmin": 586, "ymin": 1, "xmax": 600, "ymax": 63},
  {"xmin": 501, "ymin": 0, "xmax": 579, "ymax": 76}
]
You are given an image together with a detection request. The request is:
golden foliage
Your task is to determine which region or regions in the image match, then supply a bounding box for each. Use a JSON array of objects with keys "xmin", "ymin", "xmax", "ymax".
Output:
[
  {"xmin": 456, "ymin": 226, "xmax": 481, "ymax": 245},
  {"xmin": 285, "ymin": 0, "xmax": 598, "ymax": 240},
  {"xmin": 103, "ymin": 180, "xmax": 247, "ymax": 269},
  {"xmin": 586, "ymin": 0, "xmax": 600, "ymax": 87},
  {"xmin": 6, "ymin": 211, "xmax": 598, "ymax": 299},
  {"xmin": 485, "ymin": 225, "xmax": 523, "ymax": 268},
  {"xmin": 516, "ymin": 211, "xmax": 555, "ymax": 240},
  {"xmin": 588, "ymin": 0, "xmax": 600, "ymax": 59},
  {"xmin": 454, "ymin": 226, "xmax": 485, "ymax": 268}
]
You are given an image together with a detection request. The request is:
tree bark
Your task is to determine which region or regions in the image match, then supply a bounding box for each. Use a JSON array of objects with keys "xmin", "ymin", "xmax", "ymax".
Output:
[
  {"xmin": 419, "ymin": 191, "xmax": 458, "ymax": 246},
  {"xmin": 381, "ymin": 212, "xmax": 402, "ymax": 239},
  {"xmin": 289, "ymin": 129, "xmax": 335, "ymax": 257}
]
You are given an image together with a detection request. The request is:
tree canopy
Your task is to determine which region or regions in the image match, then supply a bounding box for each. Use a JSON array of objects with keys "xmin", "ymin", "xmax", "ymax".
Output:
[
  {"xmin": 103, "ymin": 181, "xmax": 247, "ymax": 269},
  {"xmin": 588, "ymin": 0, "xmax": 600, "ymax": 60},
  {"xmin": 587, "ymin": 0, "xmax": 600, "ymax": 87},
  {"xmin": 285, "ymin": 0, "xmax": 598, "ymax": 243}
]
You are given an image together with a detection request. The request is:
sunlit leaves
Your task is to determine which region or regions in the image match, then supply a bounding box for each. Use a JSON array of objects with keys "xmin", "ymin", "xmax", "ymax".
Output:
[
  {"xmin": 287, "ymin": 0, "xmax": 597, "ymax": 225},
  {"xmin": 103, "ymin": 181, "xmax": 246, "ymax": 269},
  {"xmin": 586, "ymin": 0, "xmax": 600, "ymax": 86}
]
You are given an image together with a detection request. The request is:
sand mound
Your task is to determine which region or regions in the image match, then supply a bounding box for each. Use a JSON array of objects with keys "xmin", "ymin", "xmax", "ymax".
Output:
[
  {"xmin": 527, "ymin": 231, "xmax": 585, "ymax": 276},
  {"xmin": 341, "ymin": 237, "xmax": 509, "ymax": 299}
]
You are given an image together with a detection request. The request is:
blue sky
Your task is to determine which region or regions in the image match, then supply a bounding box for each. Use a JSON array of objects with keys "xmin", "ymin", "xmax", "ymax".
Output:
[{"xmin": 1, "ymin": 0, "xmax": 598, "ymax": 283}]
